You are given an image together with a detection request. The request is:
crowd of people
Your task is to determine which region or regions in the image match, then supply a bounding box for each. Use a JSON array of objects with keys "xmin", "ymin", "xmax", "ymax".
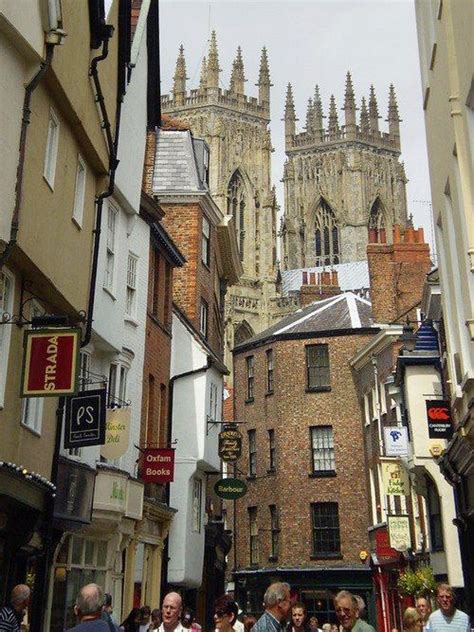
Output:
[{"xmin": 0, "ymin": 580, "xmax": 470, "ymax": 632}]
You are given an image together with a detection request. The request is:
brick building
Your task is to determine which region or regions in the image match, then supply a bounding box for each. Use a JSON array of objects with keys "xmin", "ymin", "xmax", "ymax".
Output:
[{"xmin": 232, "ymin": 284, "xmax": 378, "ymax": 623}]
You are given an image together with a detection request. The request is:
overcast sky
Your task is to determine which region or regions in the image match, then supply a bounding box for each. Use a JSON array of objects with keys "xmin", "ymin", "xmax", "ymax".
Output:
[{"xmin": 158, "ymin": 0, "xmax": 434, "ymax": 251}]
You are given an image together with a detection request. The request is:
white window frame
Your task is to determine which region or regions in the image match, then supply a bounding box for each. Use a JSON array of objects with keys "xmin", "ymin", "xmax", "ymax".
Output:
[
  {"xmin": 310, "ymin": 425, "xmax": 335, "ymax": 473},
  {"xmin": 104, "ymin": 203, "xmax": 118, "ymax": 293},
  {"xmin": 201, "ymin": 215, "xmax": 210, "ymax": 266},
  {"xmin": 21, "ymin": 302, "xmax": 45, "ymax": 435},
  {"xmin": 72, "ymin": 155, "xmax": 87, "ymax": 227},
  {"xmin": 192, "ymin": 477, "xmax": 202, "ymax": 533},
  {"xmin": 44, "ymin": 108, "xmax": 60, "ymax": 189},
  {"xmin": 125, "ymin": 253, "xmax": 138, "ymax": 318},
  {"xmin": 199, "ymin": 299, "xmax": 208, "ymax": 338},
  {"xmin": 0, "ymin": 270, "xmax": 14, "ymax": 408}
]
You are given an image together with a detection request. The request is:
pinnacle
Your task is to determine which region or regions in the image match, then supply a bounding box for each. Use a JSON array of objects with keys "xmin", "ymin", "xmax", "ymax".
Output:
[
  {"xmin": 208, "ymin": 30, "xmax": 220, "ymax": 69},
  {"xmin": 387, "ymin": 83, "xmax": 400, "ymax": 120},
  {"xmin": 328, "ymin": 94, "xmax": 340, "ymax": 131},
  {"xmin": 199, "ymin": 56, "xmax": 207, "ymax": 89},
  {"xmin": 257, "ymin": 45, "xmax": 271, "ymax": 85},
  {"xmin": 369, "ymin": 85, "xmax": 380, "ymax": 118},
  {"xmin": 285, "ymin": 82, "xmax": 296, "ymax": 118},
  {"xmin": 173, "ymin": 44, "xmax": 187, "ymax": 80},
  {"xmin": 344, "ymin": 71, "xmax": 356, "ymax": 109},
  {"xmin": 305, "ymin": 97, "xmax": 313, "ymax": 131},
  {"xmin": 360, "ymin": 96, "xmax": 369, "ymax": 132},
  {"xmin": 230, "ymin": 46, "xmax": 246, "ymax": 93}
]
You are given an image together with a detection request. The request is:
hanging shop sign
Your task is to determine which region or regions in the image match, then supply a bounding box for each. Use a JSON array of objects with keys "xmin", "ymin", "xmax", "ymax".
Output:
[
  {"xmin": 64, "ymin": 389, "xmax": 106, "ymax": 449},
  {"xmin": 381, "ymin": 460, "xmax": 410, "ymax": 496},
  {"xmin": 426, "ymin": 400, "xmax": 453, "ymax": 439},
  {"xmin": 141, "ymin": 448, "xmax": 175, "ymax": 483},
  {"xmin": 214, "ymin": 477, "xmax": 248, "ymax": 500},
  {"xmin": 388, "ymin": 515, "xmax": 411, "ymax": 552},
  {"xmin": 20, "ymin": 328, "xmax": 81, "ymax": 397},
  {"xmin": 100, "ymin": 407, "xmax": 131, "ymax": 460},
  {"xmin": 384, "ymin": 426, "xmax": 409, "ymax": 457},
  {"xmin": 218, "ymin": 427, "xmax": 243, "ymax": 462}
]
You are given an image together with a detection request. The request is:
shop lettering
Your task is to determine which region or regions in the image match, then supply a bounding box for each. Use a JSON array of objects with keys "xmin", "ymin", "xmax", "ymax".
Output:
[
  {"xmin": 217, "ymin": 485, "xmax": 244, "ymax": 493},
  {"xmin": 146, "ymin": 453, "xmax": 172, "ymax": 463},
  {"xmin": 44, "ymin": 336, "xmax": 59, "ymax": 391},
  {"xmin": 145, "ymin": 467, "xmax": 172, "ymax": 476},
  {"xmin": 105, "ymin": 421, "xmax": 125, "ymax": 443}
]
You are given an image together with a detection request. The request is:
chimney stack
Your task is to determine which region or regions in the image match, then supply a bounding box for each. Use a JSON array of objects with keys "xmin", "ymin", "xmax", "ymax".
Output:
[{"xmin": 300, "ymin": 270, "xmax": 341, "ymax": 306}]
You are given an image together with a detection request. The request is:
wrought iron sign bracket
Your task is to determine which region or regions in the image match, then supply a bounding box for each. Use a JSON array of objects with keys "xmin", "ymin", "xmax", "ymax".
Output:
[{"xmin": 206, "ymin": 416, "xmax": 245, "ymax": 434}]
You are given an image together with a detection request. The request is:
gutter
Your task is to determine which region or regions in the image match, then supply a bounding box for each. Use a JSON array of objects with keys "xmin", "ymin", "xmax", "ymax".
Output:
[{"xmin": 0, "ymin": 44, "xmax": 55, "ymax": 272}]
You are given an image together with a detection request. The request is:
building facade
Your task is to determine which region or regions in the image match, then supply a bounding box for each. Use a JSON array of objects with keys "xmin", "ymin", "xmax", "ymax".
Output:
[{"xmin": 281, "ymin": 75, "xmax": 408, "ymax": 270}]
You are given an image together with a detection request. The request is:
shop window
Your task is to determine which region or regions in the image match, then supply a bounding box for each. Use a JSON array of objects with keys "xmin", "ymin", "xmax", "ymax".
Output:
[
  {"xmin": 248, "ymin": 507, "xmax": 258, "ymax": 565},
  {"xmin": 426, "ymin": 476, "xmax": 444, "ymax": 551},
  {"xmin": 311, "ymin": 502, "xmax": 341, "ymax": 557},
  {"xmin": 310, "ymin": 426, "xmax": 335, "ymax": 474},
  {"xmin": 248, "ymin": 429, "xmax": 256, "ymax": 477},
  {"xmin": 246, "ymin": 355, "xmax": 255, "ymax": 401},
  {"xmin": 306, "ymin": 344, "xmax": 330, "ymax": 390},
  {"xmin": 266, "ymin": 349, "xmax": 274, "ymax": 394}
]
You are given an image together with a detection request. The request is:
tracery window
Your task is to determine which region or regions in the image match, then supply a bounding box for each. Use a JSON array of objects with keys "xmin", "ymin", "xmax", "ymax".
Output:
[
  {"xmin": 368, "ymin": 198, "xmax": 386, "ymax": 243},
  {"xmin": 227, "ymin": 171, "xmax": 246, "ymax": 261},
  {"xmin": 314, "ymin": 199, "xmax": 339, "ymax": 265}
]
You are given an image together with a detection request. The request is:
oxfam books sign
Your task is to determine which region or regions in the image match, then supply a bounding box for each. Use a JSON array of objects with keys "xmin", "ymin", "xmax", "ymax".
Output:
[{"xmin": 214, "ymin": 477, "xmax": 248, "ymax": 500}]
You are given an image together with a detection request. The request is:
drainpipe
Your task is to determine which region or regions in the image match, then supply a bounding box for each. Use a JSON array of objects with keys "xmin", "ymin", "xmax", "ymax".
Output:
[
  {"xmin": 0, "ymin": 44, "xmax": 55, "ymax": 272},
  {"xmin": 82, "ymin": 26, "xmax": 120, "ymax": 348}
]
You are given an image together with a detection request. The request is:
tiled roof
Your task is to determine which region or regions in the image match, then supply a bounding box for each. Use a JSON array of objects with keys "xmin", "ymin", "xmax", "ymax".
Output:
[
  {"xmin": 282, "ymin": 261, "xmax": 370, "ymax": 296},
  {"xmin": 152, "ymin": 130, "xmax": 204, "ymax": 193},
  {"xmin": 235, "ymin": 291, "xmax": 375, "ymax": 351}
]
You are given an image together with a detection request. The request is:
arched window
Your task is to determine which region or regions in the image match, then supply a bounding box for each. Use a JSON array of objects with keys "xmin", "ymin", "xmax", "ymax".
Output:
[
  {"xmin": 314, "ymin": 199, "xmax": 339, "ymax": 265},
  {"xmin": 227, "ymin": 172, "xmax": 246, "ymax": 261},
  {"xmin": 234, "ymin": 320, "xmax": 254, "ymax": 347},
  {"xmin": 368, "ymin": 199, "xmax": 386, "ymax": 243},
  {"xmin": 426, "ymin": 476, "xmax": 444, "ymax": 551}
]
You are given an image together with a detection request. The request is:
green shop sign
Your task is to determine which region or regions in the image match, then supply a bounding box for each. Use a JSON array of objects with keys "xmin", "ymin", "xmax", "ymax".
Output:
[{"xmin": 214, "ymin": 477, "xmax": 248, "ymax": 500}]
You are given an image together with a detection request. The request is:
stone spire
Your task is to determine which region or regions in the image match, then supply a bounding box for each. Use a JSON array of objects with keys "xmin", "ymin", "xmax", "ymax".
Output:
[
  {"xmin": 387, "ymin": 83, "xmax": 401, "ymax": 139},
  {"xmin": 328, "ymin": 94, "xmax": 340, "ymax": 137},
  {"xmin": 360, "ymin": 96, "xmax": 370, "ymax": 134},
  {"xmin": 173, "ymin": 44, "xmax": 187, "ymax": 105},
  {"xmin": 343, "ymin": 71, "xmax": 357, "ymax": 136},
  {"xmin": 284, "ymin": 83, "xmax": 297, "ymax": 146},
  {"xmin": 199, "ymin": 56, "xmax": 207, "ymax": 92},
  {"xmin": 257, "ymin": 46, "xmax": 272, "ymax": 108},
  {"xmin": 313, "ymin": 85, "xmax": 325, "ymax": 140},
  {"xmin": 305, "ymin": 98, "xmax": 313, "ymax": 133},
  {"xmin": 230, "ymin": 46, "xmax": 246, "ymax": 95},
  {"xmin": 206, "ymin": 30, "xmax": 220, "ymax": 89},
  {"xmin": 369, "ymin": 85, "xmax": 380, "ymax": 133}
]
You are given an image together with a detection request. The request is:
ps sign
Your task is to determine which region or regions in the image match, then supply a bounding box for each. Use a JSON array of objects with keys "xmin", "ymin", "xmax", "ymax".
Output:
[
  {"xmin": 64, "ymin": 389, "xmax": 106, "ymax": 449},
  {"xmin": 426, "ymin": 400, "xmax": 453, "ymax": 439}
]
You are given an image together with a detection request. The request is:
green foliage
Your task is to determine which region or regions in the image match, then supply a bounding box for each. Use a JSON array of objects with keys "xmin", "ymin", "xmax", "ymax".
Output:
[{"xmin": 397, "ymin": 567, "xmax": 436, "ymax": 596}]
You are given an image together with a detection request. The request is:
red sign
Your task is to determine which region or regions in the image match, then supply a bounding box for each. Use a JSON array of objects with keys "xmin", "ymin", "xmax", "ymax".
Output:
[
  {"xmin": 141, "ymin": 448, "xmax": 175, "ymax": 483},
  {"xmin": 374, "ymin": 526, "xmax": 399, "ymax": 561},
  {"xmin": 21, "ymin": 329, "xmax": 81, "ymax": 397}
]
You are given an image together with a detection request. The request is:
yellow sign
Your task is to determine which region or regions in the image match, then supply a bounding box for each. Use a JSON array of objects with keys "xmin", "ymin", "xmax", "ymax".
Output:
[
  {"xmin": 100, "ymin": 407, "xmax": 131, "ymax": 460},
  {"xmin": 388, "ymin": 515, "xmax": 411, "ymax": 551},
  {"xmin": 381, "ymin": 460, "xmax": 409, "ymax": 496}
]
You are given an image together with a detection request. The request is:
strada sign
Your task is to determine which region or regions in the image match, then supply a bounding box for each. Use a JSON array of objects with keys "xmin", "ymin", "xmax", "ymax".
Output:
[
  {"xmin": 214, "ymin": 477, "xmax": 247, "ymax": 500},
  {"xmin": 141, "ymin": 448, "xmax": 175, "ymax": 483},
  {"xmin": 426, "ymin": 400, "xmax": 453, "ymax": 439},
  {"xmin": 21, "ymin": 329, "xmax": 80, "ymax": 397}
]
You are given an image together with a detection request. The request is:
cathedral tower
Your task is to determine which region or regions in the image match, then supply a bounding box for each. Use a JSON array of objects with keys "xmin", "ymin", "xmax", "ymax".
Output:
[
  {"xmin": 161, "ymin": 34, "xmax": 279, "ymax": 361},
  {"xmin": 281, "ymin": 75, "xmax": 408, "ymax": 269}
]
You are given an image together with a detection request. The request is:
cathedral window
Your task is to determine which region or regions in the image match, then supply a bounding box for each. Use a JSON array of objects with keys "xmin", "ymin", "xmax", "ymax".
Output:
[
  {"xmin": 314, "ymin": 199, "xmax": 340, "ymax": 265},
  {"xmin": 227, "ymin": 171, "xmax": 246, "ymax": 261},
  {"xmin": 368, "ymin": 198, "xmax": 386, "ymax": 243}
]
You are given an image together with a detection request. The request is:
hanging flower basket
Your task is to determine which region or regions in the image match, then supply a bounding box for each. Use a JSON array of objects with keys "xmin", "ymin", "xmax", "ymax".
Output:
[{"xmin": 397, "ymin": 567, "xmax": 436, "ymax": 596}]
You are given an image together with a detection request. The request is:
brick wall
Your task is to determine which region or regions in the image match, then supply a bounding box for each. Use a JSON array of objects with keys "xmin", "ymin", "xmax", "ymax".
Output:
[{"xmin": 230, "ymin": 332, "xmax": 375, "ymax": 570}]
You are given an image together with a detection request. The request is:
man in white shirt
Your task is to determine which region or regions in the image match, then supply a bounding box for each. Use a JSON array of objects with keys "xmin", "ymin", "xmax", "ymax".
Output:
[
  {"xmin": 159, "ymin": 593, "xmax": 184, "ymax": 632},
  {"xmin": 428, "ymin": 584, "xmax": 470, "ymax": 632}
]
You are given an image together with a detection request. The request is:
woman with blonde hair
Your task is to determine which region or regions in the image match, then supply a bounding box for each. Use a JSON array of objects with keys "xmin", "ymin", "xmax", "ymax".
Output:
[{"xmin": 403, "ymin": 607, "xmax": 423, "ymax": 632}]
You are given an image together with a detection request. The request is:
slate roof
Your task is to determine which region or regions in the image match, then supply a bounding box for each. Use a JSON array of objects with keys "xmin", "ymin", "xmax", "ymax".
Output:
[
  {"xmin": 153, "ymin": 130, "xmax": 204, "ymax": 193},
  {"xmin": 282, "ymin": 261, "xmax": 370, "ymax": 296},
  {"xmin": 234, "ymin": 291, "xmax": 376, "ymax": 352}
]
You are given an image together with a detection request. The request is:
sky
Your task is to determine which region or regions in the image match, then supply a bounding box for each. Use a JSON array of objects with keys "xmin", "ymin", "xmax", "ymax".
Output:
[{"xmin": 159, "ymin": 0, "xmax": 435, "ymax": 253}]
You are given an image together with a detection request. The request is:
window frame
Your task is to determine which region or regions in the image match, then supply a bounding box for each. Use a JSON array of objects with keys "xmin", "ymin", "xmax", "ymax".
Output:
[
  {"xmin": 43, "ymin": 107, "xmax": 60, "ymax": 189},
  {"xmin": 310, "ymin": 426, "xmax": 336, "ymax": 476},
  {"xmin": 269, "ymin": 504, "xmax": 279, "ymax": 560},
  {"xmin": 248, "ymin": 506, "xmax": 259, "ymax": 566},
  {"xmin": 426, "ymin": 476, "xmax": 444, "ymax": 552},
  {"xmin": 125, "ymin": 252, "xmax": 139, "ymax": 319},
  {"xmin": 246, "ymin": 355, "xmax": 255, "ymax": 401},
  {"xmin": 0, "ymin": 270, "xmax": 14, "ymax": 408},
  {"xmin": 72, "ymin": 154, "xmax": 87, "ymax": 227},
  {"xmin": 199, "ymin": 299, "xmax": 208, "ymax": 338},
  {"xmin": 268, "ymin": 429, "xmax": 276, "ymax": 472},
  {"xmin": 20, "ymin": 302, "xmax": 44, "ymax": 435},
  {"xmin": 305, "ymin": 343, "xmax": 331, "ymax": 391},
  {"xmin": 104, "ymin": 202, "xmax": 118, "ymax": 293},
  {"xmin": 201, "ymin": 215, "xmax": 211, "ymax": 267},
  {"xmin": 248, "ymin": 429, "xmax": 257, "ymax": 477},
  {"xmin": 266, "ymin": 349, "xmax": 274, "ymax": 394},
  {"xmin": 311, "ymin": 502, "xmax": 341, "ymax": 558},
  {"xmin": 192, "ymin": 477, "xmax": 202, "ymax": 533}
]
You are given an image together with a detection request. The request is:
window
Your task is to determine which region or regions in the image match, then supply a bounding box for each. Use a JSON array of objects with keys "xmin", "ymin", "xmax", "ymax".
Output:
[
  {"xmin": 126, "ymin": 253, "xmax": 138, "ymax": 318},
  {"xmin": 104, "ymin": 204, "xmax": 118, "ymax": 292},
  {"xmin": 164, "ymin": 261, "xmax": 171, "ymax": 327},
  {"xmin": 72, "ymin": 155, "xmax": 86, "ymax": 227},
  {"xmin": 199, "ymin": 299, "xmax": 208, "ymax": 338},
  {"xmin": 311, "ymin": 502, "xmax": 341, "ymax": 556},
  {"xmin": 21, "ymin": 303, "xmax": 44, "ymax": 434},
  {"xmin": 248, "ymin": 429, "xmax": 256, "ymax": 477},
  {"xmin": 201, "ymin": 215, "xmax": 210, "ymax": 266},
  {"xmin": 0, "ymin": 271, "xmax": 14, "ymax": 407},
  {"xmin": 108, "ymin": 364, "xmax": 117, "ymax": 407},
  {"xmin": 306, "ymin": 344, "xmax": 330, "ymax": 390},
  {"xmin": 248, "ymin": 507, "xmax": 258, "ymax": 565},
  {"xmin": 44, "ymin": 108, "xmax": 60, "ymax": 188},
  {"xmin": 310, "ymin": 426, "xmax": 335, "ymax": 474},
  {"xmin": 192, "ymin": 477, "xmax": 202, "ymax": 533},
  {"xmin": 227, "ymin": 171, "xmax": 246, "ymax": 261},
  {"xmin": 266, "ymin": 349, "xmax": 274, "ymax": 394},
  {"xmin": 209, "ymin": 383, "xmax": 218, "ymax": 422},
  {"xmin": 314, "ymin": 199, "xmax": 339, "ymax": 265},
  {"xmin": 426, "ymin": 476, "xmax": 444, "ymax": 551},
  {"xmin": 269, "ymin": 505, "xmax": 279, "ymax": 559},
  {"xmin": 268, "ymin": 429, "xmax": 276, "ymax": 472},
  {"xmin": 246, "ymin": 355, "xmax": 255, "ymax": 401},
  {"xmin": 151, "ymin": 249, "xmax": 160, "ymax": 316}
]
